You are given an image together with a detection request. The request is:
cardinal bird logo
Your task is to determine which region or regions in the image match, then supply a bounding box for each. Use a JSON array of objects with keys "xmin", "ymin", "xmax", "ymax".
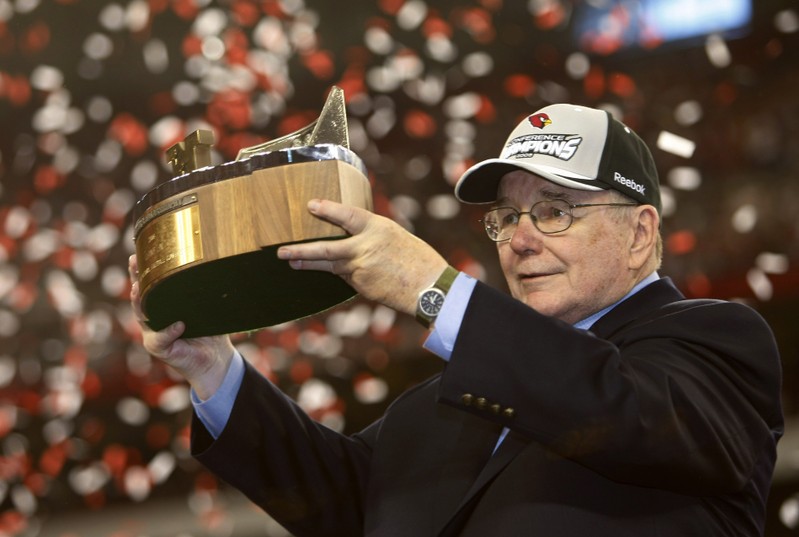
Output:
[{"xmin": 528, "ymin": 113, "xmax": 552, "ymax": 129}]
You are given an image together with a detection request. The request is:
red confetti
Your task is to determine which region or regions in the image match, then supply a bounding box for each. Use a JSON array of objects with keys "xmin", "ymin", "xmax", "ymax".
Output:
[
  {"xmin": 2, "ymin": 74, "xmax": 32, "ymax": 106},
  {"xmin": 175, "ymin": 425, "xmax": 191, "ymax": 452},
  {"xmin": 65, "ymin": 345, "xmax": 87, "ymax": 370},
  {"xmin": 81, "ymin": 371, "xmax": 102, "ymax": 399},
  {"xmin": 504, "ymin": 74, "xmax": 535, "ymax": 99},
  {"xmin": 172, "ymin": 0, "xmax": 200, "ymax": 20},
  {"xmin": 231, "ymin": 0, "xmax": 261, "ymax": 27},
  {"xmin": 714, "ymin": 81, "xmax": 738, "ymax": 106},
  {"xmin": 9, "ymin": 281, "xmax": 37, "ymax": 312},
  {"xmin": 474, "ymin": 95, "xmax": 496, "ymax": 123},
  {"xmin": 262, "ymin": 0, "xmax": 289, "ymax": 19},
  {"xmin": 16, "ymin": 390, "xmax": 41, "ymax": 415},
  {"xmin": 0, "ymin": 408, "xmax": 14, "ymax": 437},
  {"xmin": 51, "ymin": 247, "xmax": 73, "ymax": 270},
  {"xmin": 224, "ymin": 27, "xmax": 250, "ymax": 65},
  {"xmin": 108, "ymin": 114, "xmax": 149, "ymax": 156},
  {"xmin": 666, "ymin": 230, "xmax": 697, "ymax": 255},
  {"xmin": 423, "ymin": 15, "xmax": 452, "ymax": 38},
  {"xmin": 20, "ymin": 21, "xmax": 50, "ymax": 54},
  {"xmin": 685, "ymin": 272, "xmax": 711, "ymax": 297},
  {"xmin": 207, "ymin": 90, "xmax": 252, "ymax": 130},
  {"xmin": 148, "ymin": 0, "xmax": 169, "ymax": 14},
  {"xmin": 583, "ymin": 66, "xmax": 606, "ymax": 99},
  {"xmin": 24, "ymin": 472, "xmax": 49, "ymax": 495},
  {"xmin": 79, "ymin": 418, "xmax": 107, "ymax": 445},
  {"xmin": 367, "ymin": 17, "xmax": 392, "ymax": 31},
  {"xmin": 0, "ymin": 234, "xmax": 17, "ymax": 258},
  {"xmin": 83, "ymin": 490, "xmax": 106, "ymax": 510},
  {"xmin": 365, "ymin": 348, "xmax": 389, "ymax": 371},
  {"xmin": 303, "ymin": 50, "xmax": 336, "ymax": 80},
  {"xmin": 33, "ymin": 165, "xmax": 65, "ymax": 194},
  {"xmin": 403, "ymin": 109, "xmax": 436, "ymax": 138},
  {"xmin": 289, "ymin": 360, "xmax": 314, "ymax": 384},
  {"xmin": 148, "ymin": 91, "xmax": 178, "ymax": 116},
  {"xmin": 277, "ymin": 327, "xmax": 300, "ymax": 353},
  {"xmin": 145, "ymin": 423, "xmax": 171, "ymax": 449},
  {"xmin": 454, "ymin": 7, "xmax": 495, "ymax": 43},
  {"xmin": 141, "ymin": 382, "xmax": 167, "ymax": 407},
  {"xmin": 534, "ymin": 4, "xmax": 566, "ymax": 29},
  {"xmin": 378, "ymin": 0, "xmax": 406, "ymax": 16},
  {"xmin": 0, "ymin": 511, "xmax": 27, "ymax": 536},
  {"xmin": 765, "ymin": 38, "xmax": 783, "ymax": 59},
  {"xmin": 580, "ymin": 31, "xmax": 624, "ymax": 56},
  {"xmin": 181, "ymin": 34, "xmax": 203, "ymax": 57},
  {"xmin": 609, "ymin": 73, "xmax": 637, "ymax": 98},
  {"xmin": 102, "ymin": 444, "xmax": 129, "ymax": 477},
  {"xmin": 194, "ymin": 472, "xmax": 219, "ymax": 492},
  {"xmin": 337, "ymin": 72, "xmax": 367, "ymax": 101},
  {"xmin": 39, "ymin": 445, "xmax": 67, "ymax": 477}
]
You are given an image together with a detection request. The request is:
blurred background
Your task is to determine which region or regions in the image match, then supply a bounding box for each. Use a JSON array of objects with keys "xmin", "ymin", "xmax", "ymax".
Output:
[{"xmin": 0, "ymin": 0, "xmax": 797, "ymax": 535}]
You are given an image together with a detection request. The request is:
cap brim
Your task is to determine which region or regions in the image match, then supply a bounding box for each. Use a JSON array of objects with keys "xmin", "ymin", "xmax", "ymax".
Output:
[{"xmin": 454, "ymin": 158, "xmax": 606, "ymax": 204}]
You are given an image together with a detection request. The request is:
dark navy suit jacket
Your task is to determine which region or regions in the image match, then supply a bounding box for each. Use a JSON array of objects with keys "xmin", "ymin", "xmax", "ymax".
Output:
[{"xmin": 192, "ymin": 278, "xmax": 783, "ymax": 536}]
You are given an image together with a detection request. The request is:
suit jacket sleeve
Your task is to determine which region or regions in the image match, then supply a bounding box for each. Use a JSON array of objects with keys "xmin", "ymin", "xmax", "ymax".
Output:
[
  {"xmin": 438, "ymin": 279, "xmax": 783, "ymax": 495},
  {"xmin": 191, "ymin": 360, "xmax": 376, "ymax": 537}
]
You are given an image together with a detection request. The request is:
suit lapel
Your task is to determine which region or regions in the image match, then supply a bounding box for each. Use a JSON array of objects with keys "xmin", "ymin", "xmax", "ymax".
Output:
[
  {"xmin": 589, "ymin": 277, "xmax": 684, "ymax": 339},
  {"xmin": 437, "ymin": 429, "xmax": 527, "ymax": 536},
  {"xmin": 431, "ymin": 411, "xmax": 503, "ymax": 532}
]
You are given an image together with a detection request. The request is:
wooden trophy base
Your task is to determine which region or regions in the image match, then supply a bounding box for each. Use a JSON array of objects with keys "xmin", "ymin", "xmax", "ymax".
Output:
[{"xmin": 132, "ymin": 145, "xmax": 372, "ymax": 338}]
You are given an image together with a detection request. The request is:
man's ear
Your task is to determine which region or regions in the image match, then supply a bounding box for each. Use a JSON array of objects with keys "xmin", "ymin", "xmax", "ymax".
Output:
[{"xmin": 629, "ymin": 205, "xmax": 659, "ymax": 270}]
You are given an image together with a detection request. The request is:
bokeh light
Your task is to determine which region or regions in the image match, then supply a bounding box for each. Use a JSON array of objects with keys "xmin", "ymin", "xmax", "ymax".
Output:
[{"xmin": 0, "ymin": 0, "xmax": 797, "ymax": 535}]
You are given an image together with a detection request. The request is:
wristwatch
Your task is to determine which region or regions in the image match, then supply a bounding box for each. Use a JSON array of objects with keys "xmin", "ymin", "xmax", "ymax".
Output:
[{"xmin": 416, "ymin": 266, "xmax": 459, "ymax": 328}]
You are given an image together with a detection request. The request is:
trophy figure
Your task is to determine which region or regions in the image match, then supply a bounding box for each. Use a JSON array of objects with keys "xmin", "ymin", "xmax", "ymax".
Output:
[{"xmin": 132, "ymin": 87, "xmax": 372, "ymax": 338}]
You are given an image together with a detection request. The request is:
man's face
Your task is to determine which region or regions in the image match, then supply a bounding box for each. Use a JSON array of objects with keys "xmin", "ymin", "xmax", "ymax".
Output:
[{"xmin": 495, "ymin": 170, "xmax": 639, "ymax": 325}]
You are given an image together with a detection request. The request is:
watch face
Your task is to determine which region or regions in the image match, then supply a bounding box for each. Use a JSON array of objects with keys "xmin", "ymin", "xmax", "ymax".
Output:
[{"xmin": 419, "ymin": 289, "xmax": 445, "ymax": 316}]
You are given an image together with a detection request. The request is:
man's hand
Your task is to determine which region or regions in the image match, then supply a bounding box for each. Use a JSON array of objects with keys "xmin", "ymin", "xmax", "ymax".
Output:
[
  {"xmin": 129, "ymin": 255, "xmax": 236, "ymax": 400},
  {"xmin": 277, "ymin": 199, "xmax": 450, "ymax": 317}
]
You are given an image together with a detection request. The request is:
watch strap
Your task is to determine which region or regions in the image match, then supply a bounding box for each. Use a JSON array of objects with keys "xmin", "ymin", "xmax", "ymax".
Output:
[{"xmin": 415, "ymin": 265, "xmax": 459, "ymax": 328}]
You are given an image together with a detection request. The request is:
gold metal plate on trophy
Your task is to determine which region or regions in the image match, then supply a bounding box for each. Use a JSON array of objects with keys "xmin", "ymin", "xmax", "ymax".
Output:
[
  {"xmin": 137, "ymin": 200, "xmax": 203, "ymax": 290},
  {"xmin": 132, "ymin": 87, "xmax": 372, "ymax": 338}
]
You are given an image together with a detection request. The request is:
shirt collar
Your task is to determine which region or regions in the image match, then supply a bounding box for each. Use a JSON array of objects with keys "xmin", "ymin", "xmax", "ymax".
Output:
[{"xmin": 573, "ymin": 272, "xmax": 660, "ymax": 331}]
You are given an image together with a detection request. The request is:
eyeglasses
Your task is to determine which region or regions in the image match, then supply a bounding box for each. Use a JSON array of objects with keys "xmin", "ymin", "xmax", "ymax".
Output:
[{"xmin": 480, "ymin": 199, "xmax": 638, "ymax": 242}]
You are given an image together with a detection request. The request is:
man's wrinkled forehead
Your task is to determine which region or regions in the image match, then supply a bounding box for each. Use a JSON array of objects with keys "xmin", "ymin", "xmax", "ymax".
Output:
[{"xmin": 494, "ymin": 171, "xmax": 595, "ymax": 206}]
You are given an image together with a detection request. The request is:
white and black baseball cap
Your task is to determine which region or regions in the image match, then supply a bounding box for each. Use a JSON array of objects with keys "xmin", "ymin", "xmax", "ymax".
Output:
[{"xmin": 454, "ymin": 104, "xmax": 661, "ymax": 214}]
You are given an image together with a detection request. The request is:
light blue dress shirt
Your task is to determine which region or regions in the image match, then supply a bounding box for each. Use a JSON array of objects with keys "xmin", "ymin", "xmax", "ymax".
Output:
[{"xmin": 193, "ymin": 271, "xmax": 660, "ymax": 440}]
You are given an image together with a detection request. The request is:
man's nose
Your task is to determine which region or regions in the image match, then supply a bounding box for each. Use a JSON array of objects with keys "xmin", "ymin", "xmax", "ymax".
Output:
[{"xmin": 508, "ymin": 212, "xmax": 543, "ymax": 252}]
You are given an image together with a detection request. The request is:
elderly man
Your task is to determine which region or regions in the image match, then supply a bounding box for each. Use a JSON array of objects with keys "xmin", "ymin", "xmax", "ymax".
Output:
[{"xmin": 130, "ymin": 104, "xmax": 783, "ymax": 536}]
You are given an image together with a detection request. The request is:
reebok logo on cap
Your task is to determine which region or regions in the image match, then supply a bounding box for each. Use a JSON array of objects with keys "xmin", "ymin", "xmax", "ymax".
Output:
[{"xmin": 613, "ymin": 172, "xmax": 646, "ymax": 195}]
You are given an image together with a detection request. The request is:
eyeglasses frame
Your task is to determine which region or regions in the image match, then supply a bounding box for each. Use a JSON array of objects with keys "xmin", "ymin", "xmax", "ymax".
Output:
[{"xmin": 480, "ymin": 199, "xmax": 639, "ymax": 242}]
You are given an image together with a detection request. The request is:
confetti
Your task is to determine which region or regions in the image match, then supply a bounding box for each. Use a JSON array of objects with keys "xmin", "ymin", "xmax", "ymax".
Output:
[{"xmin": 0, "ymin": 0, "xmax": 797, "ymax": 534}]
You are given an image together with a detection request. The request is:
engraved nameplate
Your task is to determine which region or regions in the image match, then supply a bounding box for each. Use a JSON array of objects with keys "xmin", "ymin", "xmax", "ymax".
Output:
[{"xmin": 138, "ymin": 203, "xmax": 203, "ymax": 290}]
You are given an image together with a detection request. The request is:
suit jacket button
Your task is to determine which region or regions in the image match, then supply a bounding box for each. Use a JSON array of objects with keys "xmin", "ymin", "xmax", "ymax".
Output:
[
  {"xmin": 502, "ymin": 407, "xmax": 515, "ymax": 419},
  {"xmin": 475, "ymin": 397, "xmax": 488, "ymax": 409},
  {"xmin": 490, "ymin": 403, "xmax": 501, "ymax": 414},
  {"xmin": 461, "ymin": 394, "xmax": 474, "ymax": 406}
]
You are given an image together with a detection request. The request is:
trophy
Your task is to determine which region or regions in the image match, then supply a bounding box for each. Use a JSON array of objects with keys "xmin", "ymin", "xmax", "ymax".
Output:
[{"xmin": 132, "ymin": 87, "xmax": 372, "ymax": 338}]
